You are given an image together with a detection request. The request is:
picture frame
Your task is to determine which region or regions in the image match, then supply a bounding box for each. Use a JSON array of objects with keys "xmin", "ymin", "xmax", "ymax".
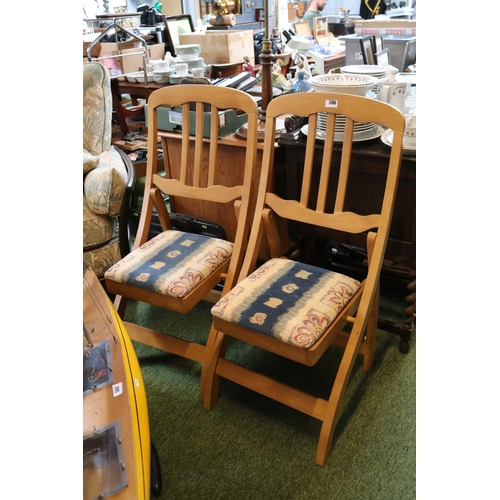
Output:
[
  {"xmin": 375, "ymin": 48, "xmax": 391, "ymax": 66},
  {"xmin": 163, "ymin": 14, "xmax": 195, "ymax": 57},
  {"xmin": 372, "ymin": 35, "xmax": 383, "ymax": 54},
  {"xmin": 359, "ymin": 36, "xmax": 375, "ymax": 65},
  {"xmin": 313, "ymin": 16, "xmax": 328, "ymax": 43}
]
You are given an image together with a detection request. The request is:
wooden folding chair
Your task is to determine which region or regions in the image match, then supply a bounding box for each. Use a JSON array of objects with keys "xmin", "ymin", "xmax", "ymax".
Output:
[
  {"xmin": 104, "ymin": 85, "xmax": 259, "ymax": 396},
  {"xmin": 202, "ymin": 91, "xmax": 405, "ymax": 465}
]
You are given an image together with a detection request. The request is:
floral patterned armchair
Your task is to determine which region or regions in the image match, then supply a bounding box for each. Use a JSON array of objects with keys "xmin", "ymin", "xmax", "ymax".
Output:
[{"xmin": 83, "ymin": 61, "xmax": 135, "ymax": 280}]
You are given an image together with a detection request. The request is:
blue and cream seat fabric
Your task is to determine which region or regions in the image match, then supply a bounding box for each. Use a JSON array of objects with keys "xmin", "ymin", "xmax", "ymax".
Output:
[
  {"xmin": 105, "ymin": 230, "xmax": 233, "ymax": 300},
  {"xmin": 211, "ymin": 258, "xmax": 360, "ymax": 349}
]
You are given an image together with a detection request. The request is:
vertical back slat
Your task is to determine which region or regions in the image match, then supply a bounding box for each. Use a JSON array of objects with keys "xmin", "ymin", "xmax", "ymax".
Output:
[
  {"xmin": 180, "ymin": 103, "xmax": 190, "ymax": 184},
  {"xmin": 300, "ymin": 113, "xmax": 317, "ymax": 209},
  {"xmin": 334, "ymin": 116, "xmax": 354, "ymax": 213},
  {"xmin": 193, "ymin": 101, "xmax": 204, "ymax": 187},
  {"xmin": 208, "ymin": 103, "xmax": 219, "ymax": 187},
  {"xmin": 317, "ymin": 113, "xmax": 336, "ymax": 213}
]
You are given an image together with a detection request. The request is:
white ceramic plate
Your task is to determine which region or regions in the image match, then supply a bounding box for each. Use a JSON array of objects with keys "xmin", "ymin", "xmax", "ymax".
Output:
[
  {"xmin": 381, "ymin": 128, "xmax": 416, "ymax": 155},
  {"xmin": 317, "ymin": 120, "xmax": 378, "ymax": 134},
  {"xmin": 340, "ymin": 64, "xmax": 398, "ymax": 76},
  {"xmin": 317, "ymin": 117, "xmax": 377, "ymax": 132},
  {"xmin": 301, "ymin": 124, "xmax": 384, "ymax": 143}
]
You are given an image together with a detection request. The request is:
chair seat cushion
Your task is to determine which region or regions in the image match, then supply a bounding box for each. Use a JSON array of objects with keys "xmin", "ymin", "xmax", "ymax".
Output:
[
  {"xmin": 104, "ymin": 230, "xmax": 233, "ymax": 299},
  {"xmin": 211, "ymin": 258, "xmax": 361, "ymax": 348}
]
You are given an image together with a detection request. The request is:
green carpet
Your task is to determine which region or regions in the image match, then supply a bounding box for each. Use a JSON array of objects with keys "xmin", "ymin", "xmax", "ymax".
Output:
[{"xmin": 125, "ymin": 289, "xmax": 416, "ymax": 500}]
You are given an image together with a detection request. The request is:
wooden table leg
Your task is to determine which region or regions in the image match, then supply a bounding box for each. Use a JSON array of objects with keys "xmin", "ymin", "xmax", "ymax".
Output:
[
  {"xmin": 110, "ymin": 79, "xmax": 146, "ymax": 138},
  {"xmin": 377, "ymin": 268, "xmax": 415, "ymax": 353}
]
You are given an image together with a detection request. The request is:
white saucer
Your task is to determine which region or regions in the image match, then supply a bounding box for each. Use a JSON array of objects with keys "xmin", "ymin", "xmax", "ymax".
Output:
[
  {"xmin": 301, "ymin": 124, "xmax": 384, "ymax": 143},
  {"xmin": 381, "ymin": 128, "xmax": 416, "ymax": 155}
]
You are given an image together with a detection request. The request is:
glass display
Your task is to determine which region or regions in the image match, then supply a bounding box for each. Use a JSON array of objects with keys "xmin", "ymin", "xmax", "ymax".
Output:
[
  {"xmin": 83, "ymin": 339, "xmax": 114, "ymax": 396},
  {"xmin": 83, "ymin": 421, "xmax": 128, "ymax": 500}
]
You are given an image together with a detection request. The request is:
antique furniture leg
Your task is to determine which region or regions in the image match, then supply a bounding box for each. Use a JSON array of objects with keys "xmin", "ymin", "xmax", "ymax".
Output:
[
  {"xmin": 110, "ymin": 79, "xmax": 146, "ymax": 138},
  {"xmin": 377, "ymin": 268, "xmax": 415, "ymax": 353}
]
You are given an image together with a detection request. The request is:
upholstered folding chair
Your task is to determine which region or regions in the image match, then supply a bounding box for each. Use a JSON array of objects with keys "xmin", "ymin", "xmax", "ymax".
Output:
[
  {"xmin": 104, "ymin": 85, "xmax": 259, "ymax": 391},
  {"xmin": 202, "ymin": 92, "xmax": 405, "ymax": 465}
]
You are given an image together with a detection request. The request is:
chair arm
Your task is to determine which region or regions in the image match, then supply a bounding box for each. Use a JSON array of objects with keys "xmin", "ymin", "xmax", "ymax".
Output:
[{"xmin": 114, "ymin": 145, "xmax": 136, "ymax": 257}]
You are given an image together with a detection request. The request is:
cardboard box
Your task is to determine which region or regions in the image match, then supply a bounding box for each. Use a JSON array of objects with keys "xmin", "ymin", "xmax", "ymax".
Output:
[
  {"xmin": 354, "ymin": 20, "xmax": 416, "ymax": 36},
  {"xmin": 99, "ymin": 40, "xmax": 142, "ymax": 56},
  {"xmin": 145, "ymin": 105, "xmax": 249, "ymax": 139},
  {"xmin": 84, "ymin": 41, "xmax": 165, "ymax": 75},
  {"xmin": 120, "ymin": 44, "xmax": 165, "ymax": 75},
  {"xmin": 178, "ymin": 30, "xmax": 254, "ymax": 65}
]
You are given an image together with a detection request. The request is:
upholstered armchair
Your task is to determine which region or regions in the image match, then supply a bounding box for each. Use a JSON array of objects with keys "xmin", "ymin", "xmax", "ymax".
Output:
[{"xmin": 83, "ymin": 61, "xmax": 135, "ymax": 281}]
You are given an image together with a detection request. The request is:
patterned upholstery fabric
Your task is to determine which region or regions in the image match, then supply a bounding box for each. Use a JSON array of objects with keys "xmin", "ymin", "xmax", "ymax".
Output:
[
  {"xmin": 83, "ymin": 196, "xmax": 117, "ymax": 249},
  {"xmin": 83, "ymin": 62, "xmax": 112, "ymax": 157},
  {"xmin": 211, "ymin": 258, "xmax": 361, "ymax": 348},
  {"xmin": 83, "ymin": 62, "xmax": 129, "ymax": 279},
  {"xmin": 83, "ymin": 236, "xmax": 121, "ymax": 279},
  {"xmin": 83, "ymin": 149, "xmax": 99, "ymax": 174},
  {"xmin": 84, "ymin": 149, "xmax": 129, "ymax": 217},
  {"xmin": 105, "ymin": 230, "xmax": 234, "ymax": 299}
]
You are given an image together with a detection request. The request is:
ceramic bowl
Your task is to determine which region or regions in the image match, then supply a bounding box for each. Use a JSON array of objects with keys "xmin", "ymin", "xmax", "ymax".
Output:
[
  {"xmin": 168, "ymin": 74, "xmax": 183, "ymax": 85},
  {"xmin": 126, "ymin": 72, "xmax": 143, "ymax": 83},
  {"xmin": 135, "ymin": 73, "xmax": 154, "ymax": 84},
  {"xmin": 308, "ymin": 73, "xmax": 378, "ymax": 96},
  {"xmin": 153, "ymin": 70, "xmax": 171, "ymax": 84},
  {"xmin": 175, "ymin": 44, "xmax": 201, "ymax": 62},
  {"xmin": 273, "ymin": 49, "xmax": 296, "ymax": 68}
]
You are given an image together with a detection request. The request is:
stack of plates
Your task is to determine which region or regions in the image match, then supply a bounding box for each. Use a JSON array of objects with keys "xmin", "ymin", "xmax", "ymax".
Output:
[
  {"xmin": 317, "ymin": 114, "xmax": 382, "ymax": 141},
  {"xmin": 307, "ymin": 92, "xmax": 383, "ymax": 142},
  {"xmin": 185, "ymin": 57, "xmax": 205, "ymax": 70},
  {"xmin": 340, "ymin": 65, "xmax": 398, "ymax": 80}
]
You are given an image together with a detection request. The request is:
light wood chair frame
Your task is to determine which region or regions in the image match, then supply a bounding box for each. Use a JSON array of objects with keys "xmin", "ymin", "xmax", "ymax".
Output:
[
  {"xmin": 201, "ymin": 92, "xmax": 405, "ymax": 466},
  {"xmin": 105, "ymin": 85, "xmax": 259, "ymax": 388}
]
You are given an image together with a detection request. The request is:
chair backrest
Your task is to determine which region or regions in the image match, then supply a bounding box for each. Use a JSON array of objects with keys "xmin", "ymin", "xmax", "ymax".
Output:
[
  {"xmin": 83, "ymin": 62, "xmax": 113, "ymax": 156},
  {"xmin": 239, "ymin": 91, "xmax": 405, "ymax": 310},
  {"xmin": 137, "ymin": 84, "xmax": 259, "ymax": 291}
]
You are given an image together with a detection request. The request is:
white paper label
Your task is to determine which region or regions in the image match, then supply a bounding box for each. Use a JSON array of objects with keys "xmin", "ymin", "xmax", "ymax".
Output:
[
  {"xmin": 169, "ymin": 111, "xmax": 183, "ymax": 125},
  {"xmin": 112, "ymin": 382, "xmax": 123, "ymax": 397},
  {"xmin": 325, "ymin": 99, "xmax": 339, "ymax": 108}
]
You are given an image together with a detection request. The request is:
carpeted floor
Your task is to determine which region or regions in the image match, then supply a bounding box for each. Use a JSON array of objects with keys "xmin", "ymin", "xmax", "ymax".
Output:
[{"xmin": 124, "ymin": 288, "xmax": 416, "ymax": 500}]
